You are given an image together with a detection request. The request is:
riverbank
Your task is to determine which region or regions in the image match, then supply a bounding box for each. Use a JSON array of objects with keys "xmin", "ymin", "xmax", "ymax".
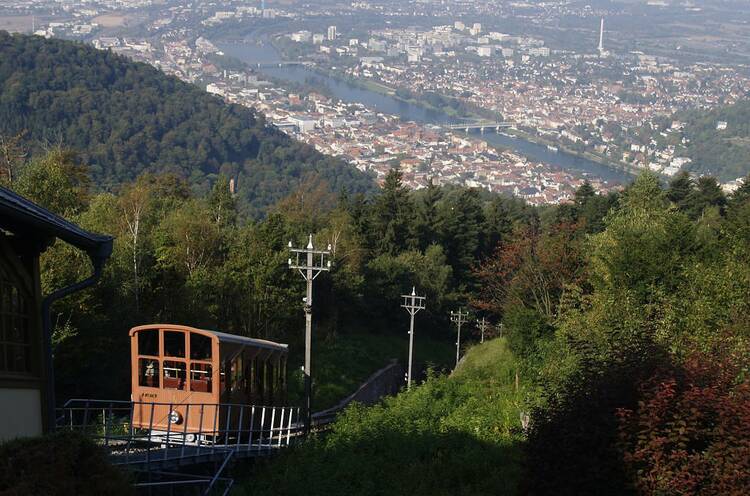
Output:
[
  {"xmin": 304, "ymin": 65, "xmax": 489, "ymax": 122},
  {"xmin": 215, "ymin": 39, "xmax": 635, "ymax": 185},
  {"xmin": 505, "ymin": 128, "xmax": 640, "ymax": 177}
]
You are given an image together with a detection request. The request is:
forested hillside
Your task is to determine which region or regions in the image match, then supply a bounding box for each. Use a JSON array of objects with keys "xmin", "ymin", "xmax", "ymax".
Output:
[
  {"xmin": 0, "ymin": 31, "xmax": 374, "ymax": 216},
  {"xmin": 678, "ymin": 98, "xmax": 750, "ymax": 181},
  {"xmin": 246, "ymin": 169, "xmax": 750, "ymax": 495},
  {"xmin": 2, "ymin": 144, "xmax": 528, "ymax": 404},
  {"xmin": 5, "ymin": 109, "xmax": 750, "ymax": 494}
]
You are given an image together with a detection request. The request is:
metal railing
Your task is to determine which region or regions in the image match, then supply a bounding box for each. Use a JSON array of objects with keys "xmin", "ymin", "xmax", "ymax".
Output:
[{"xmin": 57, "ymin": 399, "xmax": 303, "ymax": 467}]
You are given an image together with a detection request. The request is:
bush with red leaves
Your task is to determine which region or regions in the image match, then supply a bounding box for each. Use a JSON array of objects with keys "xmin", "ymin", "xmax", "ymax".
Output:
[{"xmin": 617, "ymin": 351, "xmax": 750, "ymax": 495}]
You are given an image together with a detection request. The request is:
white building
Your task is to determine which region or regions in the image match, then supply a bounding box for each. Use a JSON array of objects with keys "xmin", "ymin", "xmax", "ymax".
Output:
[
  {"xmin": 528, "ymin": 47, "xmax": 550, "ymax": 57},
  {"xmin": 327, "ymin": 26, "xmax": 337, "ymax": 41},
  {"xmin": 477, "ymin": 46, "xmax": 493, "ymax": 57}
]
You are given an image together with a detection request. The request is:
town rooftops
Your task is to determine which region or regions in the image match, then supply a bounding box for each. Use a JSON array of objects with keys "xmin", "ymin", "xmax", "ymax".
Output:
[{"xmin": 0, "ymin": 186, "xmax": 113, "ymax": 259}]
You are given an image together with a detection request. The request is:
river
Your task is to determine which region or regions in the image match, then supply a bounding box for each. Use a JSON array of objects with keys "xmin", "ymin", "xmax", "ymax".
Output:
[{"xmin": 218, "ymin": 40, "xmax": 634, "ymax": 185}]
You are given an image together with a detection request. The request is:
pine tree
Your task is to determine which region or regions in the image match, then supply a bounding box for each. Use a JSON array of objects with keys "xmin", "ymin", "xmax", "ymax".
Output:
[
  {"xmin": 372, "ymin": 169, "xmax": 413, "ymax": 255},
  {"xmin": 688, "ymin": 176, "xmax": 726, "ymax": 218},
  {"xmin": 412, "ymin": 178, "xmax": 443, "ymax": 250},
  {"xmin": 667, "ymin": 171, "xmax": 696, "ymax": 213},
  {"xmin": 438, "ymin": 188, "xmax": 485, "ymax": 286}
]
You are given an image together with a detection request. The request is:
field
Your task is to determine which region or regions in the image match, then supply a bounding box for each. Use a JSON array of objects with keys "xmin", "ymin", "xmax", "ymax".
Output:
[
  {"xmin": 0, "ymin": 16, "xmax": 34, "ymax": 33},
  {"xmin": 92, "ymin": 14, "xmax": 128, "ymax": 28}
]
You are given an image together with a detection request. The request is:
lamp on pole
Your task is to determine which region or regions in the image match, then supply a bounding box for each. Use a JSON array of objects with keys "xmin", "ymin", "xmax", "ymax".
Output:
[
  {"xmin": 478, "ymin": 317, "xmax": 488, "ymax": 343},
  {"xmin": 450, "ymin": 308, "xmax": 468, "ymax": 368},
  {"xmin": 401, "ymin": 287, "xmax": 426, "ymax": 389},
  {"xmin": 288, "ymin": 234, "xmax": 331, "ymax": 435}
]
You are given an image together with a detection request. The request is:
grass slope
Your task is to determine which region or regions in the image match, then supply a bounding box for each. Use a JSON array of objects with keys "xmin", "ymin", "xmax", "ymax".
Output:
[
  {"xmin": 288, "ymin": 330, "xmax": 455, "ymax": 411},
  {"xmin": 239, "ymin": 338, "xmax": 525, "ymax": 496}
]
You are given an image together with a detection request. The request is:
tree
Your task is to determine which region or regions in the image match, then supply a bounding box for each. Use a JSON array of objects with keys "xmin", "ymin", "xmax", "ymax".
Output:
[
  {"xmin": 482, "ymin": 196, "xmax": 515, "ymax": 254},
  {"xmin": 0, "ymin": 131, "xmax": 27, "ymax": 185},
  {"xmin": 589, "ymin": 173, "xmax": 696, "ymax": 304},
  {"xmin": 208, "ymin": 174, "xmax": 238, "ymax": 227},
  {"xmin": 688, "ymin": 176, "xmax": 726, "ymax": 218},
  {"xmin": 14, "ymin": 147, "xmax": 90, "ymax": 216},
  {"xmin": 412, "ymin": 178, "xmax": 443, "ymax": 250},
  {"xmin": 372, "ymin": 169, "xmax": 414, "ymax": 255},
  {"xmin": 438, "ymin": 188, "xmax": 485, "ymax": 286},
  {"xmin": 666, "ymin": 171, "xmax": 695, "ymax": 211},
  {"xmin": 118, "ymin": 178, "xmax": 154, "ymax": 314},
  {"xmin": 157, "ymin": 199, "xmax": 222, "ymax": 278}
]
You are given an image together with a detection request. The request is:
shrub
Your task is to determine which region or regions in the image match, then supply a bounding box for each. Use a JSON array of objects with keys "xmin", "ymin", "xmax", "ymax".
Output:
[
  {"xmin": 617, "ymin": 350, "xmax": 750, "ymax": 495},
  {"xmin": 0, "ymin": 431, "xmax": 133, "ymax": 496},
  {"xmin": 523, "ymin": 338, "xmax": 667, "ymax": 496}
]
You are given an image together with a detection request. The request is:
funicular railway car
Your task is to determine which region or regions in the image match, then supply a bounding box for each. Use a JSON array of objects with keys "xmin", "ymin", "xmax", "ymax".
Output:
[{"xmin": 130, "ymin": 324, "xmax": 289, "ymax": 444}]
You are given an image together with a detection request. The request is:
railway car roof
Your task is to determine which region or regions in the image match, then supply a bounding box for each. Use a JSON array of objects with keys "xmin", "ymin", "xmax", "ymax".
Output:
[
  {"xmin": 130, "ymin": 324, "xmax": 288, "ymax": 352},
  {"xmin": 209, "ymin": 329, "xmax": 288, "ymax": 352}
]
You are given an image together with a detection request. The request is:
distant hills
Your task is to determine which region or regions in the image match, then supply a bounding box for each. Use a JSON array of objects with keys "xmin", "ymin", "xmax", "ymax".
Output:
[
  {"xmin": 677, "ymin": 98, "xmax": 750, "ymax": 182},
  {"xmin": 0, "ymin": 31, "xmax": 374, "ymax": 216}
]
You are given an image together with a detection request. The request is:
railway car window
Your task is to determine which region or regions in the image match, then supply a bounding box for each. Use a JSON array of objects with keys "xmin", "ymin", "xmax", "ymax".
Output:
[
  {"xmin": 231, "ymin": 355, "xmax": 244, "ymax": 393},
  {"xmin": 164, "ymin": 331, "xmax": 185, "ymax": 358},
  {"xmin": 138, "ymin": 358, "xmax": 159, "ymax": 388},
  {"xmin": 190, "ymin": 333, "xmax": 212, "ymax": 360},
  {"xmin": 137, "ymin": 329, "xmax": 159, "ymax": 357},
  {"xmin": 163, "ymin": 361, "xmax": 186, "ymax": 390},
  {"xmin": 190, "ymin": 363, "xmax": 212, "ymax": 393}
]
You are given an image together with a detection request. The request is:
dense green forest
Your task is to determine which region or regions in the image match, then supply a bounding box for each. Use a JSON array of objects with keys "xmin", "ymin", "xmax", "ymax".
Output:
[
  {"xmin": 0, "ymin": 32, "xmax": 374, "ymax": 217},
  {"xmin": 0, "ymin": 144, "xmax": 530, "ymax": 405},
  {"xmin": 246, "ymin": 170, "xmax": 750, "ymax": 495},
  {"xmin": 677, "ymin": 98, "xmax": 750, "ymax": 181},
  {"xmin": 4, "ymin": 136, "xmax": 750, "ymax": 493}
]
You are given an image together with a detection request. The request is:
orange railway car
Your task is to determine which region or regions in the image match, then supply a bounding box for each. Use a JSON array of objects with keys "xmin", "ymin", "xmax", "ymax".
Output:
[{"xmin": 130, "ymin": 324, "xmax": 288, "ymax": 438}]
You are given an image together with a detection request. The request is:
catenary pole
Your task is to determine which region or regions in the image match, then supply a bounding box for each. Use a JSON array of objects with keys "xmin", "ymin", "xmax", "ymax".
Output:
[
  {"xmin": 450, "ymin": 308, "xmax": 468, "ymax": 368},
  {"xmin": 478, "ymin": 317, "xmax": 488, "ymax": 343},
  {"xmin": 401, "ymin": 287, "xmax": 426, "ymax": 388},
  {"xmin": 288, "ymin": 234, "xmax": 331, "ymax": 435}
]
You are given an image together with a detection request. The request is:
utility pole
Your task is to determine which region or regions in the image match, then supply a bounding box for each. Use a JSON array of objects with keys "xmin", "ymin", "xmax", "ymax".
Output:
[
  {"xmin": 401, "ymin": 287, "xmax": 426, "ymax": 389},
  {"xmin": 450, "ymin": 308, "xmax": 468, "ymax": 368},
  {"xmin": 478, "ymin": 317, "xmax": 488, "ymax": 343},
  {"xmin": 288, "ymin": 234, "xmax": 331, "ymax": 435}
]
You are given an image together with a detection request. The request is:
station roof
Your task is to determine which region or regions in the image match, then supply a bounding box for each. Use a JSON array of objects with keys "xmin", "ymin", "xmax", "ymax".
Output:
[{"xmin": 0, "ymin": 186, "xmax": 113, "ymax": 259}]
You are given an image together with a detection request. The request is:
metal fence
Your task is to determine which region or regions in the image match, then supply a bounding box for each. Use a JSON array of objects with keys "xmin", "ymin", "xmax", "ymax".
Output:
[
  {"xmin": 57, "ymin": 399, "xmax": 302, "ymax": 494},
  {"xmin": 58, "ymin": 399, "xmax": 302, "ymax": 463}
]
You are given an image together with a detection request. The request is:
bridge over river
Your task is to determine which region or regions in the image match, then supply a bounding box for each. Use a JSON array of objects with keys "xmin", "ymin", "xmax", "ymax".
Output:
[
  {"xmin": 253, "ymin": 61, "xmax": 312, "ymax": 69},
  {"xmin": 444, "ymin": 120, "xmax": 513, "ymax": 133}
]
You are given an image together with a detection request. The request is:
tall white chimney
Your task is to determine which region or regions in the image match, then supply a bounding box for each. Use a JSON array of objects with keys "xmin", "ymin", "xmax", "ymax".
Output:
[{"xmin": 598, "ymin": 17, "xmax": 604, "ymax": 52}]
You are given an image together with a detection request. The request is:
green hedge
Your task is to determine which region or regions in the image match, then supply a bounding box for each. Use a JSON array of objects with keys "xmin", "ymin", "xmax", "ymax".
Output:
[{"xmin": 0, "ymin": 431, "xmax": 133, "ymax": 496}]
